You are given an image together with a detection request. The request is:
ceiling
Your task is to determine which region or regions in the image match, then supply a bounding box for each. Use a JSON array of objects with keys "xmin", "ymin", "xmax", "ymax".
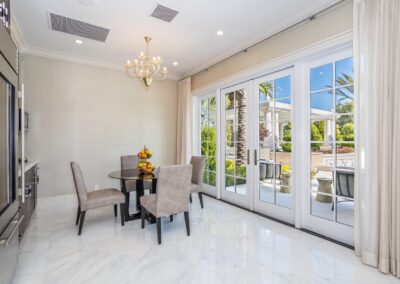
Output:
[{"xmin": 12, "ymin": 0, "xmax": 341, "ymax": 79}]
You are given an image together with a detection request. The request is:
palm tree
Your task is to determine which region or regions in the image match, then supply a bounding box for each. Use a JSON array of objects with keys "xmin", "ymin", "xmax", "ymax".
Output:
[
  {"xmin": 236, "ymin": 90, "xmax": 247, "ymax": 161},
  {"xmin": 336, "ymin": 73, "xmax": 354, "ymax": 115},
  {"xmin": 259, "ymin": 82, "xmax": 273, "ymax": 101}
]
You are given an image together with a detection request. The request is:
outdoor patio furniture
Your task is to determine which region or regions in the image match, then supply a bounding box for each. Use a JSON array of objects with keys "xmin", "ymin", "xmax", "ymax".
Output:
[
  {"xmin": 332, "ymin": 168, "xmax": 354, "ymax": 210},
  {"xmin": 260, "ymin": 160, "xmax": 282, "ymax": 182},
  {"xmin": 280, "ymin": 172, "xmax": 291, "ymax": 193},
  {"xmin": 316, "ymin": 177, "xmax": 333, "ymax": 203}
]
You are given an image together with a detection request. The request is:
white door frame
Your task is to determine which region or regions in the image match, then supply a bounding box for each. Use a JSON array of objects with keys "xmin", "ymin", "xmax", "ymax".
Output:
[{"xmin": 220, "ymin": 81, "xmax": 253, "ymax": 209}]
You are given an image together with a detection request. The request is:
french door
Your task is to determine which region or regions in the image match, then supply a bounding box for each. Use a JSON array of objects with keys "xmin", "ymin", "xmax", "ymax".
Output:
[
  {"xmin": 215, "ymin": 48, "xmax": 354, "ymax": 245},
  {"xmin": 220, "ymin": 82, "xmax": 252, "ymax": 208},
  {"xmin": 220, "ymin": 70, "xmax": 295, "ymax": 223},
  {"xmin": 252, "ymin": 69, "xmax": 295, "ymax": 224},
  {"xmin": 299, "ymin": 50, "xmax": 354, "ymax": 245}
]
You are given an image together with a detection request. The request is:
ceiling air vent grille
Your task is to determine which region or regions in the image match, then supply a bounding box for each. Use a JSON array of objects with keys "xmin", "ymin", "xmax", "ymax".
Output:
[
  {"xmin": 49, "ymin": 12, "xmax": 109, "ymax": 42},
  {"xmin": 150, "ymin": 4, "xmax": 179, "ymax": 22}
]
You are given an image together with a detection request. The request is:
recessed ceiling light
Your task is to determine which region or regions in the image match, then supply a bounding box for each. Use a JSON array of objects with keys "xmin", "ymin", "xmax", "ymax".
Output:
[
  {"xmin": 78, "ymin": 0, "xmax": 98, "ymax": 6},
  {"xmin": 172, "ymin": 61, "xmax": 179, "ymax": 66},
  {"xmin": 75, "ymin": 39, "xmax": 83, "ymax": 44},
  {"xmin": 217, "ymin": 30, "xmax": 224, "ymax": 36}
]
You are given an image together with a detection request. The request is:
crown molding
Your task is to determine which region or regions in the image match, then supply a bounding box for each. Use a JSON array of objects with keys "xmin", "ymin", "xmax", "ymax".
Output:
[
  {"xmin": 10, "ymin": 14, "xmax": 26, "ymax": 51},
  {"xmin": 9, "ymin": 14, "xmax": 180, "ymax": 80},
  {"xmin": 20, "ymin": 45, "xmax": 180, "ymax": 80}
]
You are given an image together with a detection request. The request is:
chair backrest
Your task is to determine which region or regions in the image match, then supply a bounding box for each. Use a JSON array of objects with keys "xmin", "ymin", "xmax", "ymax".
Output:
[
  {"xmin": 121, "ymin": 155, "xmax": 139, "ymax": 191},
  {"xmin": 156, "ymin": 165, "xmax": 192, "ymax": 216},
  {"xmin": 336, "ymin": 169, "xmax": 354, "ymax": 198},
  {"xmin": 70, "ymin": 162, "xmax": 88, "ymax": 205},
  {"xmin": 190, "ymin": 156, "xmax": 206, "ymax": 186},
  {"xmin": 121, "ymin": 155, "xmax": 139, "ymax": 170}
]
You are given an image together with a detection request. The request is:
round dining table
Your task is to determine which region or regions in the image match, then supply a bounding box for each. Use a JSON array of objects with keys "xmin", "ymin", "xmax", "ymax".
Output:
[{"xmin": 108, "ymin": 169, "xmax": 158, "ymax": 223}]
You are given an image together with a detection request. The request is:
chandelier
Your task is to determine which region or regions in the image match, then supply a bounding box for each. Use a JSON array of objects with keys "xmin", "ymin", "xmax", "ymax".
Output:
[{"xmin": 125, "ymin": 36, "xmax": 168, "ymax": 87}]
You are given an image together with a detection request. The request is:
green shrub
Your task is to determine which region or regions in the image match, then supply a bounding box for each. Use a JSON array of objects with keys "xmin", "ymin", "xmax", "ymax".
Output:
[
  {"xmin": 282, "ymin": 122, "xmax": 292, "ymax": 152},
  {"xmin": 311, "ymin": 123, "xmax": 323, "ymax": 150}
]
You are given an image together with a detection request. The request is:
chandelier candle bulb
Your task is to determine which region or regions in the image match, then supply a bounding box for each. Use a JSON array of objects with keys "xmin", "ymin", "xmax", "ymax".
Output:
[{"xmin": 125, "ymin": 36, "xmax": 168, "ymax": 87}]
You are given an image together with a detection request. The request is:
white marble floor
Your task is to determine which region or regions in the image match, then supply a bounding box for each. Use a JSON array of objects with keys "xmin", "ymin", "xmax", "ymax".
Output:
[{"xmin": 12, "ymin": 194, "xmax": 397, "ymax": 284}]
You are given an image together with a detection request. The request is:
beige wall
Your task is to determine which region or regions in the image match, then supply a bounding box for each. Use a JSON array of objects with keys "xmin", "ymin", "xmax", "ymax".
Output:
[
  {"xmin": 22, "ymin": 54, "xmax": 178, "ymax": 197},
  {"xmin": 191, "ymin": 1, "xmax": 353, "ymax": 91}
]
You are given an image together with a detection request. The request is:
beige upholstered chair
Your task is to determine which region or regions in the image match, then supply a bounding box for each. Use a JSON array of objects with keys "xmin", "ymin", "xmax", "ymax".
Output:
[
  {"xmin": 70, "ymin": 162, "xmax": 125, "ymax": 235},
  {"xmin": 190, "ymin": 156, "xmax": 207, "ymax": 208},
  {"xmin": 121, "ymin": 155, "xmax": 152, "ymax": 192},
  {"xmin": 140, "ymin": 165, "xmax": 192, "ymax": 244}
]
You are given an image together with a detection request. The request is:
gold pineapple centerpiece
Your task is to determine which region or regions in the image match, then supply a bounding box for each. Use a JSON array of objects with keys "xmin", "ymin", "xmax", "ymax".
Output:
[{"xmin": 137, "ymin": 145, "xmax": 155, "ymax": 174}]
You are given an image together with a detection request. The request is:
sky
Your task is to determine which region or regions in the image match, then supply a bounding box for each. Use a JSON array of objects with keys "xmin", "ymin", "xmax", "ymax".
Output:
[{"xmin": 259, "ymin": 57, "xmax": 353, "ymax": 112}]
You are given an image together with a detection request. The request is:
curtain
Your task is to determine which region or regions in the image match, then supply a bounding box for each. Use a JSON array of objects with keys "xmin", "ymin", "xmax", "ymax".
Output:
[
  {"xmin": 354, "ymin": 0, "xmax": 400, "ymax": 277},
  {"xmin": 176, "ymin": 78, "xmax": 192, "ymax": 165}
]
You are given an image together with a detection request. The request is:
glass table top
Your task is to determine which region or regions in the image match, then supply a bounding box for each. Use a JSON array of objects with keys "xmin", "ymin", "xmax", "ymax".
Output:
[{"xmin": 108, "ymin": 169, "xmax": 158, "ymax": 180}]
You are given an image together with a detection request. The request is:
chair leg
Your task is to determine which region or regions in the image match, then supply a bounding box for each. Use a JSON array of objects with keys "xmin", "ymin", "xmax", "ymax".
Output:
[
  {"xmin": 76, "ymin": 206, "xmax": 81, "ymax": 225},
  {"xmin": 189, "ymin": 194, "xmax": 192, "ymax": 203},
  {"xmin": 120, "ymin": 203, "xmax": 125, "ymax": 226},
  {"xmin": 170, "ymin": 215, "xmax": 173, "ymax": 222},
  {"xmin": 78, "ymin": 211, "xmax": 86, "ymax": 235},
  {"xmin": 141, "ymin": 206, "xmax": 146, "ymax": 229},
  {"xmin": 184, "ymin": 211, "xmax": 190, "ymax": 236},
  {"xmin": 198, "ymin": 192, "xmax": 204, "ymax": 209},
  {"xmin": 156, "ymin": 217, "xmax": 162, "ymax": 245},
  {"xmin": 114, "ymin": 204, "xmax": 118, "ymax": 217}
]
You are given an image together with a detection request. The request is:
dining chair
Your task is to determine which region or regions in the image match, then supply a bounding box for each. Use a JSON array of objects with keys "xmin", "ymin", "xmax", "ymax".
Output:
[
  {"xmin": 189, "ymin": 156, "xmax": 206, "ymax": 208},
  {"xmin": 121, "ymin": 155, "xmax": 152, "ymax": 192},
  {"xmin": 70, "ymin": 162, "xmax": 125, "ymax": 235},
  {"xmin": 140, "ymin": 164, "xmax": 192, "ymax": 244}
]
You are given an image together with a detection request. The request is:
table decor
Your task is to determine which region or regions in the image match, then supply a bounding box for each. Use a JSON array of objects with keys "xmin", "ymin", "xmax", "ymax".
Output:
[{"xmin": 137, "ymin": 145, "xmax": 155, "ymax": 173}]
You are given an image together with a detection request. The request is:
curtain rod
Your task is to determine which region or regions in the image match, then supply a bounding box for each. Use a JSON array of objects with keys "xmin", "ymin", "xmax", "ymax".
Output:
[{"xmin": 193, "ymin": 0, "xmax": 347, "ymax": 77}]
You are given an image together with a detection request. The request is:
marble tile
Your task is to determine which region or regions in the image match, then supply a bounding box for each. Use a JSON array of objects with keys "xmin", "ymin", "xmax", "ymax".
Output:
[{"xmin": 12, "ymin": 194, "xmax": 398, "ymax": 284}]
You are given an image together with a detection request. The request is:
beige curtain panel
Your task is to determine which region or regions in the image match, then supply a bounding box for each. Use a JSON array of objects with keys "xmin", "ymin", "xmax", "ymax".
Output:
[
  {"xmin": 176, "ymin": 78, "xmax": 192, "ymax": 165},
  {"xmin": 354, "ymin": 0, "xmax": 400, "ymax": 278}
]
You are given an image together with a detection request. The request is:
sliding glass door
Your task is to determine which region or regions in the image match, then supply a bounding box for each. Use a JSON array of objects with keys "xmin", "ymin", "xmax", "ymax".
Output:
[
  {"xmin": 220, "ymin": 82, "xmax": 252, "ymax": 207},
  {"xmin": 252, "ymin": 70, "xmax": 295, "ymax": 223}
]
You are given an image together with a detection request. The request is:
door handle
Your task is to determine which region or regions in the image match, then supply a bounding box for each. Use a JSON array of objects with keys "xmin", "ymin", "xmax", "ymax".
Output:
[
  {"xmin": 0, "ymin": 215, "xmax": 24, "ymax": 247},
  {"xmin": 247, "ymin": 149, "xmax": 250, "ymax": 165},
  {"xmin": 254, "ymin": 149, "xmax": 258, "ymax": 165}
]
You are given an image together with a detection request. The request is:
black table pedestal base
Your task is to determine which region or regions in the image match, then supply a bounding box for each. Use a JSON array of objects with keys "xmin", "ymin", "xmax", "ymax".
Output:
[{"xmin": 121, "ymin": 179, "xmax": 157, "ymax": 224}]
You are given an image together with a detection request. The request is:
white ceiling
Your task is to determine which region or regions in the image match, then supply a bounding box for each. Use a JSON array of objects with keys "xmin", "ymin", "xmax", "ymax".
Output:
[{"xmin": 12, "ymin": 0, "xmax": 340, "ymax": 79}]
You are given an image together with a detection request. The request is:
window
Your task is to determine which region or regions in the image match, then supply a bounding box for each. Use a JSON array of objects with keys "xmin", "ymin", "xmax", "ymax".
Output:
[
  {"xmin": 258, "ymin": 75, "xmax": 292, "ymax": 208},
  {"xmin": 200, "ymin": 97, "xmax": 217, "ymax": 186},
  {"xmin": 309, "ymin": 57, "xmax": 354, "ymax": 226}
]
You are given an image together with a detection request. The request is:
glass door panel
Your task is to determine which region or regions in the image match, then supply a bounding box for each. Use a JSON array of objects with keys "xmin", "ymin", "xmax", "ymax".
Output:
[
  {"xmin": 253, "ymin": 70, "xmax": 294, "ymax": 224},
  {"xmin": 200, "ymin": 96, "xmax": 217, "ymax": 193},
  {"xmin": 221, "ymin": 83, "xmax": 251, "ymax": 207},
  {"xmin": 302, "ymin": 52, "xmax": 354, "ymax": 246}
]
